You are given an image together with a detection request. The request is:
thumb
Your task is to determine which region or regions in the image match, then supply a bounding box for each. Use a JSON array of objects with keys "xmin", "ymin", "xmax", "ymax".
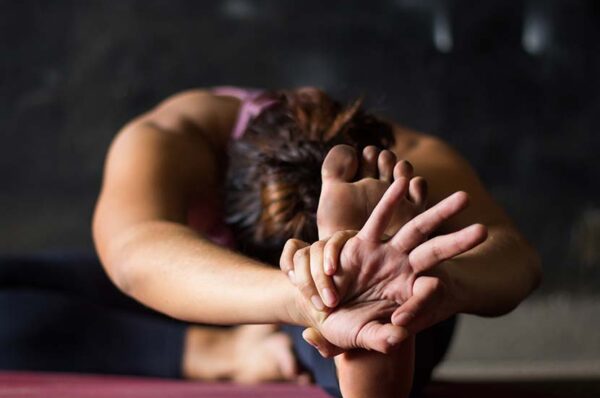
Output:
[
  {"xmin": 302, "ymin": 327, "xmax": 344, "ymax": 358},
  {"xmin": 356, "ymin": 321, "xmax": 410, "ymax": 354},
  {"xmin": 391, "ymin": 276, "xmax": 443, "ymax": 334}
]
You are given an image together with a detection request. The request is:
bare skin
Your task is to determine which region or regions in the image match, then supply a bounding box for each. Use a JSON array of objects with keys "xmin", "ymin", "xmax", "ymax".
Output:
[
  {"xmin": 93, "ymin": 88, "xmax": 541, "ymax": 395},
  {"xmin": 282, "ymin": 154, "xmax": 487, "ymax": 397},
  {"xmin": 281, "ymin": 146, "xmax": 427, "ymax": 397},
  {"xmin": 182, "ymin": 324, "xmax": 309, "ymax": 383},
  {"xmin": 286, "ymin": 144, "xmax": 427, "ymax": 311}
]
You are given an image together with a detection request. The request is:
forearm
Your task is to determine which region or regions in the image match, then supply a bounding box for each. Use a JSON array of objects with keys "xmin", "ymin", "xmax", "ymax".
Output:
[
  {"xmin": 442, "ymin": 225, "xmax": 541, "ymax": 317},
  {"xmin": 99, "ymin": 220, "xmax": 304, "ymax": 325}
]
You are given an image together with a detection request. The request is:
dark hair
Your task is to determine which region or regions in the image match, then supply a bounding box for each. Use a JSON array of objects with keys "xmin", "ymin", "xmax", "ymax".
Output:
[{"xmin": 224, "ymin": 87, "xmax": 394, "ymax": 265}]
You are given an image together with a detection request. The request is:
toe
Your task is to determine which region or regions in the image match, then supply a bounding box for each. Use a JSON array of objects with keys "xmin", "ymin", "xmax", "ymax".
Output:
[
  {"xmin": 408, "ymin": 176, "xmax": 428, "ymax": 207},
  {"xmin": 361, "ymin": 146, "xmax": 380, "ymax": 178},
  {"xmin": 378, "ymin": 150, "xmax": 396, "ymax": 183},
  {"xmin": 393, "ymin": 160, "xmax": 414, "ymax": 180},
  {"xmin": 322, "ymin": 145, "xmax": 359, "ymax": 182}
]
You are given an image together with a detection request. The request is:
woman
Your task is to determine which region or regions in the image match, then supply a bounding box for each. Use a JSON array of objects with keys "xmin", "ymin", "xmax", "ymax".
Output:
[{"xmin": 91, "ymin": 87, "xmax": 541, "ymax": 397}]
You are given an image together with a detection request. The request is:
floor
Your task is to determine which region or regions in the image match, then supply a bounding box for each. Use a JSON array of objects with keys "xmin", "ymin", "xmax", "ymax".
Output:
[{"xmin": 2, "ymin": 372, "xmax": 599, "ymax": 398}]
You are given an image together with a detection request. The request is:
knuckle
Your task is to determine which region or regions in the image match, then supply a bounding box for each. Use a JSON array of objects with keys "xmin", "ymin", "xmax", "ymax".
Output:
[
  {"xmin": 412, "ymin": 219, "xmax": 428, "ymax": 239},
  {"xmin": 330, "ymin": 230, "xmax": 345, "ymax": 241},
  {"xmin": 293, "ymin": 247, "xmax": 309, "ymax": 263},
  {"xmin": 313, "ymin": 240, "xmax": 326, "ymax": 251},
  {"xmin": 299, "ymin": 282, "xmax": 315, "ymax": 297},
  {"xmin": 431, "ymin": 243, "xmax": 443, "ymax": 261}
]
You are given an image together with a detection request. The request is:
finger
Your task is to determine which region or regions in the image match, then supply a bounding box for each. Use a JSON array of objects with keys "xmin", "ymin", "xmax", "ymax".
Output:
[
  {"xmin": 322, "ymin": 145, "xmax": 358, "ymax": 182},
  {"xmin": 391, "ymin": 277, "xmax": 445, "ymax": 334},
  {"xmin": 323, "ymin": 230, "xmax": 357, "ymax": 276},
  {"xmin": 377, "ymin": 150, "xmax": 397, "ymax": 183},
  {"xmin": 357, "ymin": 177, "xmax": 409, "ymax": 242},
  {"xmin": 293, "ymin": 247, "xmax": 325, "ymax": 311},
  {"xmin": 393, "ymin": 159, "xmax": 414, "ymax": 180},
  {"xmin": 391, "ymin": 191, "xmax": 469, "ymax": 251},
  {"xmin": 408, "ymin": 176, "xmax": 428, "ymax": 208},
  {"xmin": 302, "ymin": 328, "xmax": 344, "ymax": 358},
  {"xmin": 280, "ymin": 239, "xmax": 310, "ymax": 282},
  {"xmin": 356, "ymin": 321, "xmax": 410, "ymax": 354},
  {"xmin": 310, "ymin": 241, "xmax": 338, "ymax": 308},
  {"xmin": 408, "ymin": 223, "xmax": 487, "ymax": 273},
  {"xmin": 360, "ymin": 146, "xmax": 380, "ymax": 178}
]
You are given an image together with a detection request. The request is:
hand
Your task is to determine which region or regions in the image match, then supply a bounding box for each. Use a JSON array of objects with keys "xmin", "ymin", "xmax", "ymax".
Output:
[
  {"xmin": 280, "ymin": 230, "xmax": 357, "ymax": 310},
  {"xmin": 285, "ymin": 145, "xmax": 427, "ymax": 311},
  {"xmin": 286, "ymin": 178, "xmax": 487, "ymax": 354},
  {"xmin": 232, "ymin": 325, "xmax": 310, "ymax": 384}
]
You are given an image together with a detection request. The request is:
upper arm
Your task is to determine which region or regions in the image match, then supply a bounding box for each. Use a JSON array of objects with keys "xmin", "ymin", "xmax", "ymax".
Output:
[{"xmin": 92, "ymin": 90, "xmax": 236, "ymax": 273}]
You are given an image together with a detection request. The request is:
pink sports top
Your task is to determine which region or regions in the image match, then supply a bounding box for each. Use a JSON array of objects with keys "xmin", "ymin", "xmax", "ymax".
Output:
[{"xmin": 186, "ymin": 87, "xmax": 274, "ymax": 248}]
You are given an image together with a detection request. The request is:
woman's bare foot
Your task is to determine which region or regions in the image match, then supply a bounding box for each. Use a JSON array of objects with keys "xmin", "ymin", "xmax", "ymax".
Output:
[
  {"xmin": 317, "ymin": 145, "xmax": 427, "ymax": 240},
  {"xmin": 182, "ymin": 325, "xmax": 308, "ymax": 384},
  {"xmin": 335, "ymin": 336, "xmax": 415, "ymax": 398}
]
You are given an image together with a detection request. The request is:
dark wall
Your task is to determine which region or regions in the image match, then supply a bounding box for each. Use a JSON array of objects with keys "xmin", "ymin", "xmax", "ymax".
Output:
[{"xmin": 1, "ymin": 0, "xmax": 598, "ymax": 293}]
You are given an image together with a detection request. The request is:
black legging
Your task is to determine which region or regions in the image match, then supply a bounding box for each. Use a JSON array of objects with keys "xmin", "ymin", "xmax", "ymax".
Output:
[
  {"xmin": 0, "ymin": 253, "xmax": 185, "ymax": 377},
  {"xmin": 0, "ymin": 253, "xmax": 455, "ymax": 397}
]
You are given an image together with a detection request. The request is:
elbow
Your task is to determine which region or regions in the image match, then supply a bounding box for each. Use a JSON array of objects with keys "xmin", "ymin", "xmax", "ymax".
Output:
[
  {"xmin": 97, "ymin": 242, "xmax": 143, "ymax": 298},
  {"xmin": 93, "ymin": 219, "xmax": 145, "ymax": 298},
  {"xmin": 103, "ymin": 253, "xmax": 140, "ymax": 297}
]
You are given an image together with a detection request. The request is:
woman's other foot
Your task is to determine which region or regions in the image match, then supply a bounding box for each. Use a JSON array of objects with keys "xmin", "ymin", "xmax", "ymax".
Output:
[{"xmin": 182, "ymin": 325, "xmax": 309, "ymax": 384}]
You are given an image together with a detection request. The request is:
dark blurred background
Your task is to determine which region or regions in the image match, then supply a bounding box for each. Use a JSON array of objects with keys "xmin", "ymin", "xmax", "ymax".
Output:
[{"xmin": 1, "ymin": 0, "xmax": 599, "ymax": 379}]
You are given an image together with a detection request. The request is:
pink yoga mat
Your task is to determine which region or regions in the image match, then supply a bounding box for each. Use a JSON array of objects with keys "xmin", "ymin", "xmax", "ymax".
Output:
[{"xmin": 0, "ymin": 371, "xmax": 330, "ymax": 398}]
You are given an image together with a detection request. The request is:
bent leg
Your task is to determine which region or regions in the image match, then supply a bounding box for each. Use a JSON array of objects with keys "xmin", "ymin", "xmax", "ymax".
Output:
[
  {"xmin": 0, "ymin": 253, "xmax": 154, "ymax": 315},
  {"xmin": 0, "ymin": 288, "xmax": 185, "ymax": 377}
]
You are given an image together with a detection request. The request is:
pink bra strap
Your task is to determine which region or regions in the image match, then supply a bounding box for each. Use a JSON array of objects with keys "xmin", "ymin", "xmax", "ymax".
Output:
[{"xmin": 212, "ymin": 86, "xmax": 278, "ymax": 139}]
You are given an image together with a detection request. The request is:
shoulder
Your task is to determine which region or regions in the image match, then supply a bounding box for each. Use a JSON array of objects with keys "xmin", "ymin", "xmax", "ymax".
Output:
[
  {"xmin": 133, "ymin": 88, "xmax": 241, "ymax": 150},
  {"xmin": 390, "ymin": 125, "xmax": 471, "ymax": 177},
  {"xmin": 390, "ymin": 124, "xmax": 512, "ymax": 229},
  {"xmin": 101, "ymin": 89, "xmax": 241, "ymax": 203}
]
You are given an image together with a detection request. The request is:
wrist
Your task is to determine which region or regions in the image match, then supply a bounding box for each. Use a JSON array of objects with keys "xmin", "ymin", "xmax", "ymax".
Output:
[{"xmin": 283, "ymin": 283, "xmax": 328, "ymax": 328}]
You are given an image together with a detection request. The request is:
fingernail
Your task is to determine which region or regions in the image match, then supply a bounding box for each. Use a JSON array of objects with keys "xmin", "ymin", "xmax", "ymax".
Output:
[
  {"xmin": 311, "ymin": 295, "xmax": 325, "ymax": 311},
  {"xmin": 387, "ymin": 335, "xmax": 402, "ymax": 346},
  {"xmin": 322, "ymin": 288, "xmax": 337, "ymax": 307},
  {"xmin": 393, "ymin": 312, "xmax": 413, "ymax": 326},
  {"xmin": 305, "ymin": 338, "xmax": 318, "ymax": 349},
  {"xmin": 288, "ymin": 270, "xmax": 295, "ymax": 284}
]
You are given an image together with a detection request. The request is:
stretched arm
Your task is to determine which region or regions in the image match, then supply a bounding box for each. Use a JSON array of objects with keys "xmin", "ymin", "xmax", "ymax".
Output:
[
  {"xmin": 93, "ymin": 90, "xmax": 303, "ymax": 325},
  {"xmin": 282, "ymin": 178, "xmax": 487, "ymax": 352},
  {"xmin": 390, "ymin": 133, "xmax": 541, "ymax": 332}
]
